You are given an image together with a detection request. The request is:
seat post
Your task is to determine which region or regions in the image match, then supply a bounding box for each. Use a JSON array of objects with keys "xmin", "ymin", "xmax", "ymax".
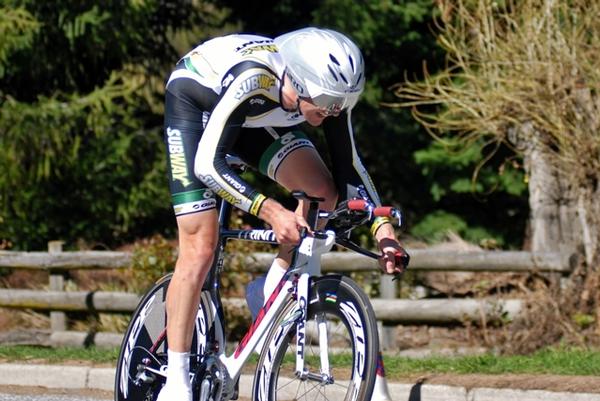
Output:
[{"xmin": 218, "ymin": 198, "xmax": 232, "ymax": 230}]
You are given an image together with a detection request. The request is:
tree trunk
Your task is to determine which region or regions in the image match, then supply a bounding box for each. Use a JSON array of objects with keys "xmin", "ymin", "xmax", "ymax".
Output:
[
  {"xmin": 522, "ymin": 125, "xmax": 599, "ymax": 268},
  {"xmin": 575, "ymin": 181, "xmax": 600, "ymax": 268}
]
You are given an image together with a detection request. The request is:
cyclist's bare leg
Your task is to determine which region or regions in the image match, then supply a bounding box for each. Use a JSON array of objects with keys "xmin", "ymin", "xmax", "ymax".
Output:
[
  {"xmin": 166, "ymin": 210, "xmax": 219, "ymax": 351},
  {"xmin": 276, "ymin": 146, "xmax": 337, "ymax": 263},
  {"xmin": 158, "ymin": 210, "xmax": 218, "ymax": 401},
  {"xmin": 268, "ymin": 147, "xmax": 337, "ymax": 282},
  {"xmin": 246, "ymin": 145, "xmax": 336, "ymax": 321}
]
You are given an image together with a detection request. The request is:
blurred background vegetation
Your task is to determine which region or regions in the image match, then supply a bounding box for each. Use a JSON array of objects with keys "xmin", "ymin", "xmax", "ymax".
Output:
[{"xmin": 0, "ymin": 0, "xmax": 529, "ymax": 251}]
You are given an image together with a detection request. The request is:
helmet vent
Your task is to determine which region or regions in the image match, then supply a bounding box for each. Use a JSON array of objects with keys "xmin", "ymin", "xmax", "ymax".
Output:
[
  {"xmin": 274, "ymin": 27, "xmax": 364, "ymax": 106},
  {"xmin": 356, "ymin": 72, "xmax": 363, "ymax": 86},
  {"xmin": 328, "ymin": 65, "xmax": 339, "ymax": 82},
  {"xmin": 329, "ymin": 54, "xmax": 340, "ymax": 66}
]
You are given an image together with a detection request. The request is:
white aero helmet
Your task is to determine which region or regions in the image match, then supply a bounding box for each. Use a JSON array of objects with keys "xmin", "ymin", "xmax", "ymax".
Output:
[{"xmin": 274, "ymin": 27, "xmax": 365, "ymax": 113}]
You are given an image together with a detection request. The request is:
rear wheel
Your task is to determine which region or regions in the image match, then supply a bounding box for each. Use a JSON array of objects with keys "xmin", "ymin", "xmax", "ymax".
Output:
[
  {"xmin": 114, "ymin": 274, "xmax": 215, "ymax": 401},
  {"xmin": 253, "ymin": 275, "xmax": 379, "ymax": 401}
]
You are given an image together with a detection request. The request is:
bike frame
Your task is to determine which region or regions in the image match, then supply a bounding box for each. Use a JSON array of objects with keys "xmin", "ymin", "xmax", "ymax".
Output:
[
  {"xmin": 133, "ymin": 195, "xmax": 386, "ymax": 398},
  {"xmin": 207, "ymin": 199, "xmax": 337, "ymax": 386},
  {"xmin": 118, "ymin": 156, "xmax": 404, "ymax": 401}
]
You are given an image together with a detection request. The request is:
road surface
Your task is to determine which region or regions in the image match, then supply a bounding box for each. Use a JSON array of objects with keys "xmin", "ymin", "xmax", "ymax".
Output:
[{"xmin": 0, "ymin": 385, "xmax": 111, "ymax": 401}]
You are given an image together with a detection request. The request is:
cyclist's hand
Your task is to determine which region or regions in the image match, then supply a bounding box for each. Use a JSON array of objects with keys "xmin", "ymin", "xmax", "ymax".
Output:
[
  {"xmin": 273, "ymin": 212, "xmax": 310, "ymax": 244},
  {"xmin": 259, "ymin": 198, "xmax": 310, "ymax": 244},
  {"xmin": 378, "ymin": 237, "xmax": 409, "ymax": 274},
  {"xmin": 373, "ymin": 221, "xmax": 409, "ymax": 274}
]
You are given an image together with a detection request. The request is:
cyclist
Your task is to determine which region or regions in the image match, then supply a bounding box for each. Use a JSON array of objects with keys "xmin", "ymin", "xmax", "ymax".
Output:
[{"xmin": 158, "ymin": 27, "xmax": 408, "ymax": 401}]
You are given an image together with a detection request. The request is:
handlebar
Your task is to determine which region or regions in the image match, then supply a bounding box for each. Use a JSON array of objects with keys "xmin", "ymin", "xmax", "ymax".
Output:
[
  {"xmin": 292, "ymin": 191, "xmax": 402, "ymax": 228},
  {"xmin": 325, "ymin": 198, "xmax": 403, "ymax": 227},
  {"xmin": 347, "ymin": 200, "xmax": 400, "ymax": 220},
  {"xmin": 310, "ymin": 196, "xmax": 409, "ymax": 279}
]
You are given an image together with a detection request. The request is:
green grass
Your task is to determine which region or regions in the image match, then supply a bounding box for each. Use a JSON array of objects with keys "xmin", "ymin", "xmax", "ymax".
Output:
[
  {"xmin": 0, "ymin": 345, "xmax": 119, "ymax": 364},
  {"xmin": 1, "ymin": 345, "xmax": 599, "ymax": 377},
  {"xmin": 383, "ymin": 347, "xmax": 600, "ymax": 377}
]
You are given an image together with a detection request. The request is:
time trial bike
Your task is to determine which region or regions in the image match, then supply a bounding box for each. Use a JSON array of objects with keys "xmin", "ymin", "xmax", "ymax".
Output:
[{"xmin": 114, "ymin": 156, "xmax": 408, "ymax": 401}]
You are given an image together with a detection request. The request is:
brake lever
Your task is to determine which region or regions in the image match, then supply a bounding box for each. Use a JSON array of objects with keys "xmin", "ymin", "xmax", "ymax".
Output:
[
  {"xmin": 396, "ymin": 251, "xmax": 410, "ymax": 268},
  {"xmin": 391, "ymin": 251, "xmax": 410, "ymax": 281}
]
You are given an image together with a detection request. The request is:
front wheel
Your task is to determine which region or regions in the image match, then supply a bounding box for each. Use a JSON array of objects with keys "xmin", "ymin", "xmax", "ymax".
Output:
[{"xmin": 253, "ymin": 275, "xmax": 379, "ymax": 401}]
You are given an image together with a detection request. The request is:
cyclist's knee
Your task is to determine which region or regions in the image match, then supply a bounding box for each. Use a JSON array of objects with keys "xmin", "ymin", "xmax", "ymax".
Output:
[
  {"xmin": 180, "ymin": 222, "xmax": 217, "ymax": 249},
  {"xmin": 180, "ymin": 236, "xmax": 216, "ymax": 261},
  {"xmin": 176, "ymin": 236, "xmax": 216, "ymax": 282}
]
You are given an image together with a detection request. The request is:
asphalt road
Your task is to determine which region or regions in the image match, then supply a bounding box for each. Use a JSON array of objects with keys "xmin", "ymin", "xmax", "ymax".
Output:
[
  {"xmin": 3, "ymin": 364, "xmax": 600, "ymax": 401},
  {"xmin": 0, "ymin": 394, "xmax": 102, "ymax": 401},
  {"xmin": 0, "ymin": 385, "xmax": 253, "ymax": 401}
]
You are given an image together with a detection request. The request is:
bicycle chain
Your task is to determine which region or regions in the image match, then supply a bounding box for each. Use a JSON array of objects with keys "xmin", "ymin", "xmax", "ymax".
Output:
[{"xmin": 197, "ymin": 355, "xmax": 234, "ymax": 401}]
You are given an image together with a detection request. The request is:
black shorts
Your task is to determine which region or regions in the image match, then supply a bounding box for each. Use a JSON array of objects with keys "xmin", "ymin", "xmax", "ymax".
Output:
[{"xmin": 164, "ymin": 74, "xmax": 315, "ymax": 216}]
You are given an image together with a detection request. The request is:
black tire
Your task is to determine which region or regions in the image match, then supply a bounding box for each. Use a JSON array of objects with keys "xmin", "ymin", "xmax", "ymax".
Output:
[
  {"xmin": 252, "ymin": 275, "xmax": 379, "ymax": 401},
  {"xmin": 114, "ymin": 274, "xmax": 214, "ymax": 401}
]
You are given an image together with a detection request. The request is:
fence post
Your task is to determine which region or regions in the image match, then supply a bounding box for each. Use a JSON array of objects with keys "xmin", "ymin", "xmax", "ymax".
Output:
[
  {"xmin": 378, "ymin": 275, "xmax": 397, "ymax": 350},
  {"xmin": 48, "ymin": 241, "xmax": 67, "ymax": 333}
]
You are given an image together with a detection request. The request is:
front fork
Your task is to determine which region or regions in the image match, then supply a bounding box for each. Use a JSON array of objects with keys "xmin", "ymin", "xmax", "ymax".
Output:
[
  {"xmin": 294, "ymin": 273, "xmax": 332, "ymax": 383},
  {"xmin": 295, "ymin": 272, "xmax": 309, "ymax": 376}
]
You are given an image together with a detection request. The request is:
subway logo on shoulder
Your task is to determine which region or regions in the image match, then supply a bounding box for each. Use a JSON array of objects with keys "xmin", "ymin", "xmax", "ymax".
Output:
[{"xmin": 234, "ymin": 74, "xmax": 275, "ymax": 99}]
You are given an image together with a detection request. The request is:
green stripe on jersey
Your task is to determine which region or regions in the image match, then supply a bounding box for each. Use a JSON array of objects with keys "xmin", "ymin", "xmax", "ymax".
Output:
[
  {"xmin": 172, "ymin": 189, "xmax": 214, "ymax": 205},
  {"xmin": 184, "ymin": 57, "xmax": 203, "ymax": 77},
  {"xmin": 258, "ymin": 131, "xmax": 309, "ymax": 176}
]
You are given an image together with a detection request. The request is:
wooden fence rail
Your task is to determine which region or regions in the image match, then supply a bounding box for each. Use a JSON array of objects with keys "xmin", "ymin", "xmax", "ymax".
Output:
[
  {"xmin": 0, "ymin": 243, "xmax": 576, "ymax": 348},
  {"xmin": 0, "ymin": 249, "xmax": 576, "ymax": 272},
  {"xmin": 0, "ymin": 288, "xmax": 523, "ymax": 324}
]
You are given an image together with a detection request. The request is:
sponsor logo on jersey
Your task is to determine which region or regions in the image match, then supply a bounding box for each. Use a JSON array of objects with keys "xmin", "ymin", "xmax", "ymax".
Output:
[
  {"xmin": 234, "ymin": 74, "xmax": 275, "ymax": 99},
  {"xmin": 240, "ymin": 44, "xmax": 278, "ymax": 56},
  {"xmin": 235, "ymin": 39, "xmax": 274, "ymax": 52},
  {"xmin": 200, "ymin": 174, "xmax": 241, "ymax": 205},
  {"xmin": 167, "ymin": 127, "xmax": 192, "ymax": 187},
  {"xmin": 276, "ymin": 134, "xmax": 311, "ymax": 160},
  {"xmin": 173, "ymin": 199, "xmax": 216, "ymax": 216},
  {"xmin": 222, "ymin": 73, "xmax": 234, "ymax": 88},
  {"xmin": 172, "ymin": 189, "xmax": 216, "ymax": 216},
  {"xmin": 275, "ymin": 139, "xmax": 311, "ymax": 160},
  {"xmin": 222, "ymin": 173, "xmax": 246, "ymax": 193},
  {"xmin": 267, "ymin": 134, "xmax": 313, "ymax": 178},
  {"xmin": 250, "ymin": 98, "xmax": 266, "ymax": 106},
  {"xmin": 357, "ymin": 184, "xmax": 369, "ymax": 200}
]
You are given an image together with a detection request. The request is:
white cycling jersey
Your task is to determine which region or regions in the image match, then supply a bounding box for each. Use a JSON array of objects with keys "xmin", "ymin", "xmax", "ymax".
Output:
[{"xmin": 165, "ymin": 33, "xmax": 383, "ymax": 218}]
